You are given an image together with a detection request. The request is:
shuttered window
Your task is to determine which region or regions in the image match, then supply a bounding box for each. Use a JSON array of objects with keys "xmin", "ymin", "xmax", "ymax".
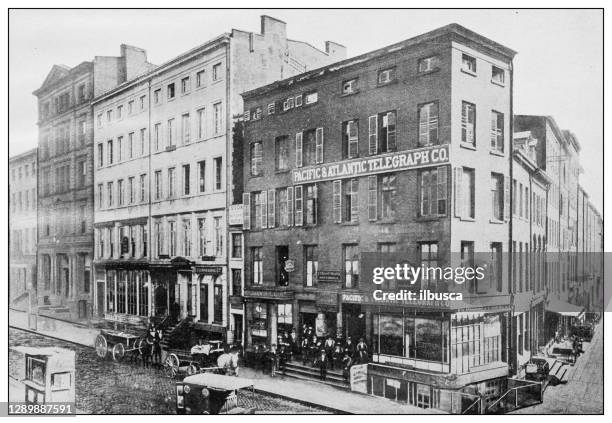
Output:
[
  {"xmin": 419, "ymin": 102, "xmax": 439, "ymax": 146},
  {"xmin": 368, "ymin": 115, "xmax": 378, "ymax": 155},
  {"xmin": 287, "ymin": 187, "xmax": 294, "ymax": 226},
  {"xmin": 343, "ymin": 120, "xmax": 359, "ymax": 158},
  {"xmin": 315, "ymin": 128, "xmax": 324, "ymax": 164},
  {"xmin": 368, "ymin": 176, "xmax": 377, "ymax": 221},
  {"xmin": 420, "ymin": 166, "xmax": 448, "ymax": 217},
  {"xmin": 294, "ymin": 185, "xmax": 303, "ymax": 226},
  {"xmin": 261, "ymin": 190, "xmax": 268, "ymax": 229},
  {"xmin": 295, "ymin": 132, "xmax": 303, "ymax": 167},
  {"xmin": 268, "ymin": 189, "xmax": 276, "ymax": 228},
  {"xmin": 333, "ymin": 180, "xmax": 342, "ymax": 223}
]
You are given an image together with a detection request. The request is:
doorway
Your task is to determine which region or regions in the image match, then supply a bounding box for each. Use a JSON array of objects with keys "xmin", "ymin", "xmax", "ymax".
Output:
[
  {"xmin": 154, "ymin": 284, "xmax": 168, "ymax": 316},
  {"xmin": 97, "ymin": 282, "xmax": 105, "ymax": 317}
]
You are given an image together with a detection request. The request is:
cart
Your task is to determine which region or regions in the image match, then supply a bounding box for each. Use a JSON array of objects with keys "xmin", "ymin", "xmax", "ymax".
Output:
[
  {"xmin": 94, "ymin": 329, "xmax": 146, "ymax": 361},
  {"xmin": 164, "ymin": 340, "xmax": 225, "ymax": 378}
]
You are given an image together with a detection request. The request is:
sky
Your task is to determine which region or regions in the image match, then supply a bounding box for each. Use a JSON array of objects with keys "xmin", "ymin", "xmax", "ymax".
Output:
[{"xmin": 8, "ymin": 9, "xmax": 603, "ymax": 210}]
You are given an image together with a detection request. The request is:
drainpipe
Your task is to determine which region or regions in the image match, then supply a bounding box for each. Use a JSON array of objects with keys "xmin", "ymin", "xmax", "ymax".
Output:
[
  {"xmin": 147, "ymin": 78, "xmax": 153, "ymax": 319},
  {"xmin": 224, "ymin": 40, "xmax": 232, "ymax": 340},
  {"xmin": 508, "ymin": 58, "xmax": 515, "ymax": 375}
]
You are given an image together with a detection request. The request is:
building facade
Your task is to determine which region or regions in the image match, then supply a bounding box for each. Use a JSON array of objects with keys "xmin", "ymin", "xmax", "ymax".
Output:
[
  {"xmin": 9, "ymin": 148, "xmax": 38, "ymax": 304},
  {"xmin": 239, "ymin": 24, "xmax": 516, "ymax": 412},
  {"xmin": 92, "ymin": 16, "xmax": 345, "ymax": 342},
  {"xmin": 34, "ymin": 46, "xmax": 153, "ymax": 318}
]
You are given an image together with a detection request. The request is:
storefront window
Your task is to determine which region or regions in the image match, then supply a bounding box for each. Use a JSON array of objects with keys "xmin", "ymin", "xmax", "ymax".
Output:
[
  {"xmin": 277, "ymin": 303, "xmax": 293, "ymax": 335},
  {"xmin": 251, "ymin": 302, "xmax": 268, "ymax": 344},
  {"xmin": 213, "ymin": 282, "xmax": 223, "ymax": 324},
  {"xmin": 127, "ymin": 272, "xmax": 137, "ymax": 315},
  {"xmin": 451, "ymin": 315, "xmax": 500, "ymax": 374},
  {"xmin": 117, "ymin": 271, "xmax": 126, "ymax": 314},
  {"xmin": 106, "ymin": 270, "xmax": 116, "ymax": 312},
  {"xmin": 138, "ymin": 271, "xmax": 149, "ymax": 316}
]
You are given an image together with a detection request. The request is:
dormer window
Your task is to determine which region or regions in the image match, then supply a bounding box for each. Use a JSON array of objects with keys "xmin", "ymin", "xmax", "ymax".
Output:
[
  {"xmin": 377, "ymin": 67, "xmax": 396, "ymax": 85},
  {"xmin": 342, "ymin": 78, "xmax": 359, "ymax": 95}
]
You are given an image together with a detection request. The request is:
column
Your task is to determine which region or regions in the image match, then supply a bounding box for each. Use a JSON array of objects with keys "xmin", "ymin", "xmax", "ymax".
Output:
[
  {"xmin": 269, "ymin": 303, "xmax": 278, "ymax": 346},
  {"xmin": 336, "ymin": 301, "xmax": 343, "ymax": 339}
]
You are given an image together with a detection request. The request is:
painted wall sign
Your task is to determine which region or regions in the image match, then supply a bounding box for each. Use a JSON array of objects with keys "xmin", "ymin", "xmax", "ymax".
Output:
[
  {"xmin": 350, "ymin": 364, "xmax": 368, "ymax": 394},
  {"xmin": 229, "ymin": 204, "xmax": 244, "ymax": 226},
  {"xmin": 292, "ymin": 144, "xmax": 450, "ymax": 184}
]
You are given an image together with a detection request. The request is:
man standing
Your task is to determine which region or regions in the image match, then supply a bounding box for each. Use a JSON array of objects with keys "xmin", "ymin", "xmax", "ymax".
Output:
[{"xmin": 314, "ymin": 350, "xmax": 329, "ymax": 381}]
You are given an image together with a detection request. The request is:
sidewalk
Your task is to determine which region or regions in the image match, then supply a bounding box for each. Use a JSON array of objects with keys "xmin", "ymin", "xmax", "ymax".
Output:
[
  {"xmin": 239, "ymin": 366, "xmax": 444, "ymax": 414},
  {"xmin": 9, "ymin": 308, "xmax": 100, "ymax": 347}
]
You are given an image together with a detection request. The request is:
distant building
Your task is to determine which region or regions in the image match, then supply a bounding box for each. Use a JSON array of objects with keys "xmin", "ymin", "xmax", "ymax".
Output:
[
  {"xmin": 33, "ymin": 45, "xmax": 155, "ymax": 319},
  {"xmin": 91, "ymin": 15, "xmax": 345, "ymax": 343},
  {"xmin": 9, "ymin": 148, "xmax": 38, "ymax": 304}
]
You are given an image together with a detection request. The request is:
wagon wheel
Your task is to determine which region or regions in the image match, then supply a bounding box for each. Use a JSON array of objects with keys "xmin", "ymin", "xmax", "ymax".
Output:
[
  {"xmin": 164, "ymin": 353, "xmax": 180, "ymax": 378},
  {"xmin": 137, "ymin": 338, "xmax": 147, "ymax": 355},
  {"xmin": 112, "ymin": 343, "xmax": 125, "ymax": 361},
  {"xmin": 95, "ymin": 334, "xmax": 108, "ymax": 359}
]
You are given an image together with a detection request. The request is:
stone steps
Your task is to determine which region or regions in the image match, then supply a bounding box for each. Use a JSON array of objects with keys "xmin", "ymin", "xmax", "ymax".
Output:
[{"xmin": 279, "ymin": 360, "xmax": 349, "ymax": 390}]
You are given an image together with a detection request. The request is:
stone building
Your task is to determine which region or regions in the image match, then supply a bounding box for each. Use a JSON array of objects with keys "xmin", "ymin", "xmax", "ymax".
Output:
[
  {"xmin": 92, "ymin": 15, "xmax": 345, "ymax": 342},
  {"xmin": 34, "ymin": 46, "xmax": 154, "ymax": 318},
  {"xmin": 9, "ymin": 148, "xmax": 38, "ymax": 305},
  {"xmin": 239, "ymin": 23, "xmax": 516, "ymax": 412}
]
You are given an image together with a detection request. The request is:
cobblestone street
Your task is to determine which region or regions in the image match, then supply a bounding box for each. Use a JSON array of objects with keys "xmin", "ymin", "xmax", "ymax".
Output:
[
  {"xmin": 9, "ymin": 328, "xmax": 330, "ymax": 414},
  {"xmin": 512, "ymin": 322, "xmax": 604, "ymax": 414}
]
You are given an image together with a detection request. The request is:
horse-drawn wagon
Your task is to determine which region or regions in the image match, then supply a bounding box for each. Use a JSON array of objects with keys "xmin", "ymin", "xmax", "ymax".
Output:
[
  {"xmin": 94, "ymin": 329, "xmax": 146, "ymax": 361},
  {"xmin": 163, "ymin": 340, "xmax": 238, "ymax": 379}
]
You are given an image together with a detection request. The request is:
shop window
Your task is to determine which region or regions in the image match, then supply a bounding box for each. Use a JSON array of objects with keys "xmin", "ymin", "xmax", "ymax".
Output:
[
  {"xmin": 213, "ymin": 283, "xmax": 223, "ymax": 324},
  {"xmin": 277, "ymin": 246, "xmax": 289, "ymax": 286}
]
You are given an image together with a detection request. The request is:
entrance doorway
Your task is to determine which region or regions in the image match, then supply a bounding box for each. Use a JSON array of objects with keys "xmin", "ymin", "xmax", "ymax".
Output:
[
  {"xmin": 97, "ymin": 282, "xmax": 105, "ymax": 317},
  {"xmin": 343, "ymin": 304, "xmax": 365, "ymax": 340},
  {"xmin": 154, "ymin": 285, "xmax": 168, "ymax": 316}
]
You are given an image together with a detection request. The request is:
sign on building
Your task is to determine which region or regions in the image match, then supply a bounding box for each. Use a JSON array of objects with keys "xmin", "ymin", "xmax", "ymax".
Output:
[{"xmin": 350, "ymin": 364, "xmax": 368, "ymax": 394}]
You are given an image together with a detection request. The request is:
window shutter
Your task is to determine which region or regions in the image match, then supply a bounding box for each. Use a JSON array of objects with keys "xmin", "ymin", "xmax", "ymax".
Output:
[
  {"xmin": 268, "ymin": 189, "xmax": 275, "ymax": 228},
  {"xmin": 313, "ymin": 184, "xmax": 318, "ymax": 225},
  {"xmin": 504, "ymin": 175, "xmax": 510, "ymax": 222},
  {"xmin": 242, "ymin": 193, "xmax": 251, "ymax": 230},
  {"xmin": 351, "ymin": 179, "xmax": 359, "ymax": 223},
  {"xmin": 437, "ymin": 166, "xmax": 447, "ymax": 215},
  {"xmin": 295, "ymin": 132, "xmax": 303, "ymax": 168},
  {"xmin": 368, "ymin": 115, "xmax": 378, "ymax": 155},
  {"xmin": 287, "ymin": 187, "xmax": 294, "ymax": 226},
  {"xmin": 315, "ymin": 128, "xmax": 324, "ymax": 164},
  {"xmin": 387, "ymin": 112, "xmax": 397, "ymax": 151},
  {"xmin": 261, "ymin": 190, "xmax": 268, "ymax": 229},
  {"xmin": 368, "ymin": 175, "xmax": 377, "ymax": 221},
  {"xmin": 295, "ymin": 185, "xmax": 303, "ymax": 226},
  {"xmin": 454, "ymin": 167, "xmax": 463, "ymax": 218},
  {"xmin": 333, "ymin": 180, "xmax": 342, "ymax": 223}
]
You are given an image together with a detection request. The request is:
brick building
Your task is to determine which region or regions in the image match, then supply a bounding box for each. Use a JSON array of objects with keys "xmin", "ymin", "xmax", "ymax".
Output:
[
  {"xmin": 239, "ymin": 24, "xmax": 517, "ymax": 411},
  {"xmin": 92, "ymin": 15, "xmax": 345, "ymax": 342},
  {"xmin": 34, "ymin": 46, "xmax": 153, "ymax": 318},
  {"xmin": 9, "ymin": 148, "xmax": 38, "ymax": 304}
]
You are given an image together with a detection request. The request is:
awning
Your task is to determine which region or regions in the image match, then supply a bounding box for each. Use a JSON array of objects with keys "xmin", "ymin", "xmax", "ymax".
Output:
[{"xmin": 546, "ymin": 298, "xmax": 584, "ymax": 317}]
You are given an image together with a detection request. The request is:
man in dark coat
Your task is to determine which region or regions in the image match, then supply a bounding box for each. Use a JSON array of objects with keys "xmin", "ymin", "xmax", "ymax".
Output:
[
  {"xmin": 324, "ymin": 336, "xmax": 336, "ymax": 369},
  {"xmin": 341, "ymin": 352, "xmax": 353, "ymax": 382},
  {"xmin": 344, "ymin": 336, "xmax": 356, "ymax": 359},
  {"xmin": 356, "ymin": 338, "xmax": 368, "ymax": 364},
  {"xmin": 314, "ymin": 350, "xmax": 329, "ymax": 381}
]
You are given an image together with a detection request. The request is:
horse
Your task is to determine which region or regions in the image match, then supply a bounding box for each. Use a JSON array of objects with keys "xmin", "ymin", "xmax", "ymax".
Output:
[{"xmin": 216, "ymin": 351, "xmax": 240, "ymax": 376}]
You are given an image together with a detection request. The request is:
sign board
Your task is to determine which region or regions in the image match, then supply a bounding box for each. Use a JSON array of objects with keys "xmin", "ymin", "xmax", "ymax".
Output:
[
  {"xmin": 195, "ymin": 265, "xmax": 223, "ymax": 275},
  {"xmin": 350, "ymin": 364, "xmax": 368, "ymax": 394},
  {"xmin": 317, "ymin": 270, "xmax": 342, "ymax": 283},
  {"xmin": 341, "ymin": 293, "xmax": 366, "ymax": 303},
  {"xmin": 284, "ymin": 259, "xmax": 296, "ymax": 273},
  {"xmin": 229, "ymin": 204, "xmax": 244, "ymax": 226},
  {"xmin": 292, "ymin": 144, "xmax": 450, "ymax": 184}
]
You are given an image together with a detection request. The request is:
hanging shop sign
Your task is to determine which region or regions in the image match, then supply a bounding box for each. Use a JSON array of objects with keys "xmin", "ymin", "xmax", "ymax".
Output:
[{"xmin": 292, "ymin": 144, "xmax": 450, "ymax": 184}]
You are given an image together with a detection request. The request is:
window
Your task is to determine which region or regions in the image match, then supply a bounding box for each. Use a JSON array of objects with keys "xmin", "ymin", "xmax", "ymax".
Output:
[
  {"xmin": 418, "ymin": 102, "xmax": 439, "ymax": 146},
  {"xmin": 295, "ymin": 95, "xmax": 303, "ymax": 107},
  {"xmin": 231, "ymin": 269, "xmax": 242, "ymax": 296},
  {"xmin": 420, "ymin": 166, "xmax": 447, "ymax": 217},
  {"xmin": 167, "ymin": 118, "xmax": 175, "ymax": 147},
  {"xmin": 154, "ymin": 89, "xmax": 161, "ymax": 104},
  {"xmin": 268, "ymin": 103, "xmax": 276, "ymax": 115},
  {"xmin": 458, "ymin": 167, "xmax": 475, "ymax": 219},
  {"xmin": 140, "ymin": 95, "xmax": 146, "ymax": 110},
  {"xmin": 154, "ymin": 220, "xmax": 163, "ymax": 256},
  {"xmin": 490, "ymin": 242, "xmax": 503, "ymax": 292},
  {"xmin": 252, "ymin": 191, "xmax": 264, "ymax": 230},
  {"xmin": 196, "ymin": 70, "xmax": 206, "ymax": 88},
  {"xmin": 212, "ymin": 63, "xmax": 222, "ymax": 81},
  {"xmin": 197, "ymin": 108, "xmax": 205, "ymax": 139},
  {"xmin": 214, "ymin": 157, "xmax": 222, "ymax": 190},
  {"xmin": 343, "ymin": 244, "xmax": 359, "ymax": 288},
  {"xmin": 168, "ymin": 167, "xmax": 176, "ymax": 198},
  {"xmin": 140, "ymin": 128, "xmax": 146, "ymax": 156},
  {"xmin": 304, "ymin": 91, "xmax": 318, "ymax": 104},
  {"xmin": 168, "ymin": 221, "xmax": 177, "ymax": 256},
  {"xmin": 490, "ymin": 111, "xmax": 504, "ymax": 152},
  {"xmin": 491, "ymin": 66, "xmax": 505, "ymax": 84},
  {"xmin": 128, "ymin": 100, "xmax": 134, "ymax": 114},
  {"xmin": 342, "ymin": 179, "xmax": 359, "ymax": 223},
  {"xmin": 117, "ymin": 105, "xmax": 123, "ymax": 119},
  {"xmin": 180, "ymin": 113, "xmax": 190, "ymax": 144},
  {"xmin": 128, "ymin": 177, "xmax": 135, "ymax": 204},
  {"xmin": 379, "ymin": 111, "xmax": 397, "ymax": 153},
  {"xmin": 461, "ymin": 241, "xmax": 476, "ymax": 293},
  {"xmin": 214, "ymin": 217, "xmax": 223, "ymax": 256},
  {"xmin": 378, "ymin": 67, "xmax": 396, "ymax": 84},
  {"xmin": 304, "ymin": 184, "xmax": 318, "ymax": 225},
  {"xmin": 128, "ymin": 132, "xmax": 134, "ymax": 158},
  {"xmin": 107, "ymin": 110, "xmax": 112, "ymax": 122},
  {"xmin": 213, "ymin": 102, "xmax": 223, "ymax": 134},
  {"xmin": 252, "ymin": 247, "xmax": 263, "ymax": 285},
  {"xmin": 418, "ymin": 55, "xmax": 439, "ymax": 73},
  {"xmin": 117, "ymin": 136, "xmax": 123, "ymax": 161},
  {"xmin": 78, "ymin": 120, "xmax": 87, "ymax": 145},
  {"xmin": 380, "ymin": 174, "xmax": 397, "ymax": 220},
  {"xmin": 154, "ymin": 170, "xmax": 162, "ymax": 200},
  {"xmin": 77, "ymin": 161, "xmax": 86, "ymax": 187},
  {"xmin": 462, "ymin": 54, "xmax": 476, "ymax": 73},
  {"xmin": 250, "ymin": 142, "xmax": 263, "ymax": 176},
  {"xmin": 167, "ymin": 83, "xmax": 175, "ymax": 99},
  {"xmin": 275, "ymin": 136, "xmax": 289, "ymax": 171},
  {"xmin": 420, "ymin": 242, "xmax": 438, "ymax": 289},
  {"xmin": 304, "ymin": 245, "xmax": 318, "ymax": 287},
  {"xmin": 491, "ymin": 173, "xmax": 504, "ymax": 221},
  {"xmin": 198, "ymin": 218, "xmax": 207, "ymax": 256},
  {"xmin": 154, "ymin": 123, "xmax": 161, "ymax": 151},
  {"xmin": 342, "ymin": 119, "xmax": 359, "ymax": 158},
  {"xmin": 182, "ymin": 164, "xmax": 190, "ymax": 195},
  {"xmin": 97, "ymin": 184, "xmax": 103, "ymax": 208},
  {"xmin": 139, "ymin": 174, "xmax": 147, "ymax": 202},
  {"xmin": 232, "ymin": 233, "xmax": 242, "ymax": 258},
  {"xmin": 107, "ymin": 140, "xmax": 113, "ymax": 164},
  {"xmin": 342, "ymin": 78, "xmax": 358, "ymax": 95},
  {"xmin": 461, "ymin": 102, "xmax": 476, "ymax": 145},
  {"xmin": 182, "ymin": 219, "xmax": 191, "ymax": 256},
  {"xmin": 198, "ymin": 161, "xmax": 206, "ymax": 192},
  {"xmin": 117, "ymin": 179, "xmax": 124, "ymax": 206},
  {"xmin": 107, "ymin": 182, "xmax": 114, "ymax": 207},
  {"xmin": 97, "ymin": 113, "xmax": 103, "ymax": 127},
  {"xmin": 181, "ymin": 77, "xmax": 190, "ymax": 94}
]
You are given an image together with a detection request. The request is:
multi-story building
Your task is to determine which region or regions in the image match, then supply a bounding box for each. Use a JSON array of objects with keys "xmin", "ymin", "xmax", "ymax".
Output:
[
  {"xmin": 511, "ymin": 131, "xmax": 550, "ymax": 374},
  {"xmin": 34, "ymin": 45, "xmax": 154, "ymax": 318},
  {"xmin": 92, "ymin": 16, "xmax": 345, "ymax": 343},
  {"xmin": 9, "ymin": 148, "xmax": 38, "ymax": 304},
  {"xmin": 239, "ymin": 24, "xmax": 516, "ymax": 412}
]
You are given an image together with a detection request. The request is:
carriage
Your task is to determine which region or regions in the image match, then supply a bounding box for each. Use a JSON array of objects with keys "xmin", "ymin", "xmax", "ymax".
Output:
[
  {"xmin": 163, "ymin": 340, "xmax": 227, "ymax": 378},
  {"xmin": 94, "ymin": 329, "xmax": 147, "ymax": 361}
]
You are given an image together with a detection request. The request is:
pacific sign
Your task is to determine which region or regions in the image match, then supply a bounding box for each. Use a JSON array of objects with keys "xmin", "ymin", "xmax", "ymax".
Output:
[{"xmin": 292, "ymin": 144, "xmax": 450, "ymax": 184}]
